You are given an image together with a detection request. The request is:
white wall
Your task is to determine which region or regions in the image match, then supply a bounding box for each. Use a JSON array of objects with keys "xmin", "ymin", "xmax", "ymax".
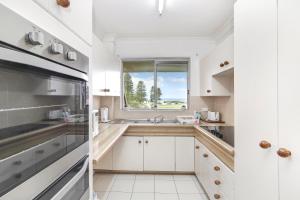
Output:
[{"xmin": 115, "ymin": 37, "xmax": 216, "ymax": 96}]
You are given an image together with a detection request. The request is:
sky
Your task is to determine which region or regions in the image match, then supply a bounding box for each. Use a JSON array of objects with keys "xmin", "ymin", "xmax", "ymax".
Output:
[{"xmin": 130, "ymin": 72, "xmax": 187, "ymax": 101}]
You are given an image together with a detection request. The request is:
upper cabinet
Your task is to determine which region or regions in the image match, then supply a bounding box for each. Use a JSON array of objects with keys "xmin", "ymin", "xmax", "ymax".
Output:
[
  {"xmin": 92, "ymin": 35, "xmax": 121, "ymax": 96},
  {"xmin": 200, "ymin": 34, "xmax": 234, "ymax": 96},
  {"xmin": 33, "ymin": 0, "xmax": 92, "ymax": 45}
]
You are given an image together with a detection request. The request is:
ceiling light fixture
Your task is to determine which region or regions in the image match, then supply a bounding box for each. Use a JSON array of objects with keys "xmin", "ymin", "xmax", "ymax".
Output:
[{"xmin": 158, "ymin": 0, "xmax": 165, "ymax": 15}]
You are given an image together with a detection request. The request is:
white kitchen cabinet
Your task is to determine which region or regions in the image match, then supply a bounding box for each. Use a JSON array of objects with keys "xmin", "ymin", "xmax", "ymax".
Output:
[
  {"xmin": 198, "ymin": 142, "xmax": 213, "ymax": 196},
  {"xmin": 200, "ymin": 34, "xmax": 234, "ymax": 97},
  {"xmin": 278, "ymin": 0, "xmax": 300, "ymax": 199},
  {"xmin": 92, "ymin": 35, "xmax": 121, "ymax": 96},
  {"xmin": 33, "ymin": 0, "xmax": 92, "ymax": 45},
  {"xmin": 0, "ymin": 0, "xmax": 91, "ymax": 55},
  {"xmin": 144, "ymin": 137, "xmax": 175, "ymax": 171},
  {"xmin": 235, "ymin": 0, "xmax": 300, "ymax": 199},
  {"xmin": 175, "ymin": 137, "xmax": 194, "ymax": 172},
  {"xmin": 112, "ymin": 136, "xmax": 143, "ymax": 171},
  {"xmin": 194, "ymin": 139, "xmax": 201, "ymax": 180},
  {"xmin": 94, "ymin": 148, "xmax": 113, "ymax": 170}
]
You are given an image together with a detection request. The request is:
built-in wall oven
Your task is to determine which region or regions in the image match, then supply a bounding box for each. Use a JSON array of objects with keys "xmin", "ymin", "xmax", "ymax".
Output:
[{"xmin": 0, "ymin": 4, "xmax": 89, "ymax": 200}]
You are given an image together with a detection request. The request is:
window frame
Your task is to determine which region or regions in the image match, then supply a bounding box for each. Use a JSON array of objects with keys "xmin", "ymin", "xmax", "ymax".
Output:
[{"xmin": 121, "ymin": 58, "xmax": 190, "ymax": 111}]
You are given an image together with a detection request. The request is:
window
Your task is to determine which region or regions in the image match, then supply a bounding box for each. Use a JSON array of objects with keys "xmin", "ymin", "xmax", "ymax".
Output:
[{"xmin": 122, "ymin": 59, "xmax": 189, "ymax": 110}]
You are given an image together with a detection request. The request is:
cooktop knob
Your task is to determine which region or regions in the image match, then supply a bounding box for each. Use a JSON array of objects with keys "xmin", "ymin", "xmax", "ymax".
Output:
[
  {"xmin": 50, "ymin": 43, "xmax": 64, "ymax": 54},
  {"xmin": 26, "ymin": 31, "xmax": 44, "ymax": 45},
  {"xmin": 67, "ymin": 51, "xmax": 77, "ymax": 61}
]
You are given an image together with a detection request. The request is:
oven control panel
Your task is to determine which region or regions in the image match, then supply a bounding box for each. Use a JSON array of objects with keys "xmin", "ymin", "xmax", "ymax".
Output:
[{"xmin": 0, "ymin": 4, "xmax": 88, "ymax": 74}]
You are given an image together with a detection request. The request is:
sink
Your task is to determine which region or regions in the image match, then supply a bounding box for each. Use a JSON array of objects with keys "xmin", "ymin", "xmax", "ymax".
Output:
[{"xmin": 125, "ymin": 119, "xmax": 179, "ymax": 124}]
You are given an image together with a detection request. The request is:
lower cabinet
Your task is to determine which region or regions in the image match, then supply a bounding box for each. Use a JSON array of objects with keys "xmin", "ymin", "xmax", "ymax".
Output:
[
  {"xmin": 112, "ymin": 136, "xmax": 144, "ymax": 171},
  {"xmin": 196, "ymin": 140, "xmax": 234, "ymax": 200},
  {"xmin": 144, "ymin": 136, "xmax": 175, "ymax": 171},
  {"xmin": 175, "ymin": 137, "xmax": 195, "ymax": 172}
]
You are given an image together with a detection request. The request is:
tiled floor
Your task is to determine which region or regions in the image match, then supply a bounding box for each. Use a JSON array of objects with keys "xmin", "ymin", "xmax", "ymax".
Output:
[{"xmin": 94, "ymin": 173, "xmax": 209, "ymax": 200}]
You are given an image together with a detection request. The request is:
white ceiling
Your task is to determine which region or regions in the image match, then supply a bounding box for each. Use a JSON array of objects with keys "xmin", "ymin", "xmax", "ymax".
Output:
[{"xmin": 93, "ymin": 0, "xmax": 234, "ymax": 39}]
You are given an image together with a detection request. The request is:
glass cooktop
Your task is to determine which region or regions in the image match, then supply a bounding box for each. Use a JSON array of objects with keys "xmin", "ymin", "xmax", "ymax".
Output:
[{"xmin": 200, "ymin": 126, "xmax": 234, "ymax": 147}]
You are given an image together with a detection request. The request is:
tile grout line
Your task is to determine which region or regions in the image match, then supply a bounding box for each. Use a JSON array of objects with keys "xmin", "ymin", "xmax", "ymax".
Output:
[
  {"xmin": 129, "ymin": 174, "xmax": 136, "ymax": 200},
  {"xmin": 106, "ymin": 174, "xmax": 118, "ymax": 200},
  {"xmin": 173, "ymin": 175, "xmax": 181, "ymax": 200}
]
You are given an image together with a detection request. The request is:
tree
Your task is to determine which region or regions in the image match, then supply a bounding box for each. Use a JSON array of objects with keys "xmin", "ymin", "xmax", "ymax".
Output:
[
  {"xmin": 150, "ymin": 86, "xmax": 162, "ymax": 102},
  {"xmin": 135, "ymin": 81, "xmax": 147, "ymax": 103},
  {"xmin": 124, "ymin": 73, "xmax": 134, "ymax": 102}
]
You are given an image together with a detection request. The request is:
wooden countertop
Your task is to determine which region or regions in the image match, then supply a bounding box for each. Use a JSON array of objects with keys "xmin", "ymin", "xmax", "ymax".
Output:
[{"xmin": 93, "ymin": 122, "xmax": 234, "ymax": 170}]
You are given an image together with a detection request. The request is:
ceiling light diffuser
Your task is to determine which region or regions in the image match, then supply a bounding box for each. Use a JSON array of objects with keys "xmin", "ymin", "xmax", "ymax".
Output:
[{"xmin": 158, "ymin": 0, "xmax": 165, "ymax": 15}]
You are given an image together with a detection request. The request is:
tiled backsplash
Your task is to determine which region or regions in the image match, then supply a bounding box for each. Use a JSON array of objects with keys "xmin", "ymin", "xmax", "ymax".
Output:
[{"xmin": 93, "ymin": 96, "xmax": 234, "ymax": 125}]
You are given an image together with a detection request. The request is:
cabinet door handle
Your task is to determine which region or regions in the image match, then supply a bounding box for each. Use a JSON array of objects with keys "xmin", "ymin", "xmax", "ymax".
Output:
[
  {"xmin": 138, "ymin": 140, "xmax": 142, "ymax": 144},
  {"xmin": 214, "ymin": 180, "xmax": 221, "ymax": 185},
  {"xmin": 214, "ymin": 166, "xmax": 221, "ymax": 171},
  {"xmin": 203, "ymin": 153, "xmax": 208, "ymax": 158},
  {"xmin": 259, "ymin": 140, "xmax": 271, "ymax": 149},
  {"xmin": 195, "ymin": 145, "xmax": 200, "ymax": 149},
  {"xmin": 57, "ymin": 0, "xmax": 70, "ymax": 8},
  {"xmin": 145, "ymin": 140, "xmax": 149, "ymax": 144},
  {"xmin": 277, "ymin": 148, "xmax": 292, "ymax": 158},
  {"xmin": 220, "ymin": 63, "xmax": 224, "ymax": 67},
  {"xmin": 214, "ymin": 194, "xmax": 221, "ymax": 199},
  {"xmin": 206, "ymin": 90, "xmax": 211, "ymax": 93},
  {"xmin": 224, "ymin": 61, "xmax": 229, "ymax": 65}
]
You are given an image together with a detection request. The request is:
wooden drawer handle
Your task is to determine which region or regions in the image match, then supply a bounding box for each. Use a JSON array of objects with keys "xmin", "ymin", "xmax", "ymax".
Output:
[
  {"xmin": 224, "ymin": 61, "xmax": 229, "ymax": 65},
  {"xmin": 145, "ymin": 140, "xmax": 149, "ymax": 144},
  {"xmin": 259, "ymin": 140, "xmax": 271, "ymax": 149},
  {"xmin": 203, "ymin": 153, "xmax": 208, "ymax": 158},
  {"xmin": 57, "ymin": 0, "xmax": 70, "ymax": 8},
  {"xmin": 277, "ymin": 148, "xmax": 291, "ymax": 158},
  {"xmin": 206, "ymin": 90, "xmax": 211, "ymax": 93},
  {"xmin": 214, "ymin": 180, "xmax": 221, "ymax": 185},
  {"xmin": 214, "ymin": 194, "xmax": 221, "ymax": 199},
  {"xmin": 138, "ymin": 140, "xmax": 142, "ymax": 144},
  {"xmin": 214, "ymin": 166, "xmax": 221, "ymax": 171},
  {"xmin": 220, "ymin": 63, "xmax": 224, "ymax": 67},
  {"xmin": 195, "ymin": 146, "xmax": 200, "ymax": 149}
]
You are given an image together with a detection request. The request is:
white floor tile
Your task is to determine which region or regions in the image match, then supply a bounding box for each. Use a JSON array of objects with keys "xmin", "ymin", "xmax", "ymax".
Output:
[
  {"xmin": 173, "ymin": 175, "xmax": 195, "ymax": 181},
  {"xmin": 175, "ymin": 180, "xmax": 200, "ymax": 194},
  {"xmin": 155, "ymin": 180, "xmax": 177, "ymax": 194},
  {"xmin": 131, "ymin": 193, "xmax": 154, "ymax": 200},
  {"xmin": 94, "ymin": 175, "xmax": 115, "ymax": 192},
  {"xmin": 193, "ymin": 180, "xmax": 206, "ymax": 193},
  {"xmin": 155, "ymin": 193, "xmax": 179, "ymax": 200},
  {"xmin": 178, "ymin": 193, "xmax": 207, "ymax": 200},
  {"xmin": 116, "ymin": 174, "xmax": 136, "ymax": 180},
  {"xmin": 133, "ymin": 180, "xmax": 155, "ymax": 193},
  {"xmin": 135, "ymin": 174, "xmax": 155, "ymax": 180},
  {"xmin": 111, "ymin": 180, "xmax": 134, "ymax": 192},
  {"xmin": 155, "ymin": 174, "xmax": 174, "ymax": 181},
  {"xmin": 96, "ymin": 191, "xmax": 110, "ymax": 200},
  {"xmin": 107, "ymin": 192, "xmax": 131, "ymax": 200}
]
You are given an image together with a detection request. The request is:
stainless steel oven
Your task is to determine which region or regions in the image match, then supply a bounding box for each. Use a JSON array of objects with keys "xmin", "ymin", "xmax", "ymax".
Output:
[{"xmin": 0, "ymin": 4, "xmax": 89, "ymax": 200}]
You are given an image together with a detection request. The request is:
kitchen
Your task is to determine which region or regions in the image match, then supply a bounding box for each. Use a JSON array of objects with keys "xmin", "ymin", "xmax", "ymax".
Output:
[{"xmin": 0, "ymin": 0, "xmax": 299, "ymax": 200}]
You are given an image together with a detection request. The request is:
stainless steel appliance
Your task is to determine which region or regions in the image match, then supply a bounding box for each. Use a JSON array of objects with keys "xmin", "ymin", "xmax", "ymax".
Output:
[
  {"xmin": 92, "ymin": 110, "xmax": 99, "ymax": 137},
  {"xmin": 0, "ymin": 4, "xmax": 89, "ymax": 200}
]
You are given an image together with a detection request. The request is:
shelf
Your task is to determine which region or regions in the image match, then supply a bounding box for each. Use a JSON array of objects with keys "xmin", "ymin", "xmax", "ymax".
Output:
[{"xmin": 212, "ymin": 66, "xmax": 234, "ymax": 78}]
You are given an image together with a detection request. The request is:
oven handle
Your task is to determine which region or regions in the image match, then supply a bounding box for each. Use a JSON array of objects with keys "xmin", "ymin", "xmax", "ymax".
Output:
[
  {"xmin": 50, "ymin": 157, "xmax": 89, "ymax": 200},
  {"xmin": 0, "ymin": 46, "xmax": 88, "ymax": 81}
]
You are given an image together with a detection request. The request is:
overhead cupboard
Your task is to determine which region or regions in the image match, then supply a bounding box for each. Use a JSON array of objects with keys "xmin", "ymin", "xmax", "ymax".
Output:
[
  {"xmin": 200, "ymin": 34, "xmax": 234, "ymax": 97},
  {"xmin": 235, "ymin": 0, "xmax": 300, "ymax": 199}
]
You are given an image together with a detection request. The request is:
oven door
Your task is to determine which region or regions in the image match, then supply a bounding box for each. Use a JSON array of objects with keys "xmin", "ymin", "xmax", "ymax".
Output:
[
  {"xmin": 34, "ymin": 156, "xmax": 89, "ymax": 200},
  {"xmin": 0, "ymin": 44, "xmax": 89, "ymax": 198}
]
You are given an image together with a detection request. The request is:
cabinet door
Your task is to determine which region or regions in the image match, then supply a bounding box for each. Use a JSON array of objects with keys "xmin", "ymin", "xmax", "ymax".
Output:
[
  {"xmin": 194, "ymin": 139, "xmax": 201, "ymax": 180},
  {"xmin": 234, "ymin": 0, "xmax": 278, "ymax": 200},
  {"xmin": 198, "ymin": 143, "xmax": 212, "ymax": 195},
  {"xmin": 93, "ymin": 148, "xmax": 113, "ymax": 170},
  {"xmin": 33, "ymin": 0, "xmax": 92, "ymax": 44},
  {"xmin": 144, "ymin": 137, "xmax": 175, "ymax": 171},
  {"xmin": 105, "ymin": 70, "xmax": 121, "ymax": 96},
  {"xmin": 113, "ymin": 136, "xmax": 143, "ymax": 171},
  {"xmin": 278, "ymin": 0, "xmax": 300, "ymax": 199},
  {"xmin": 175, "ymin": 137, "xmax": 194, "ymax": 172}
]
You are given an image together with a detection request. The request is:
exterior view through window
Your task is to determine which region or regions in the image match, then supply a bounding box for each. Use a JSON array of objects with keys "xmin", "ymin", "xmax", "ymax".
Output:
[{"xmin": 122, "ymin": 59, "xmax": 189, "ymax": 110}]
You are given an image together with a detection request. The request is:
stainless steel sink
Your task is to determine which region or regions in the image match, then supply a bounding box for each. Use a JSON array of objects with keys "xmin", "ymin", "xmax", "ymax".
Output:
[{"xmin": 125, "ymin": 119, "xmax": 179, "ymax": 124}]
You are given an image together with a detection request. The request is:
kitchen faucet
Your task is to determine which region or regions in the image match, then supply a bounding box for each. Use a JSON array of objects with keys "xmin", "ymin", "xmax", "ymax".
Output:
[{"xmin": 153, "ymin": 115, "xmax": 164, "ymax": 123}]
